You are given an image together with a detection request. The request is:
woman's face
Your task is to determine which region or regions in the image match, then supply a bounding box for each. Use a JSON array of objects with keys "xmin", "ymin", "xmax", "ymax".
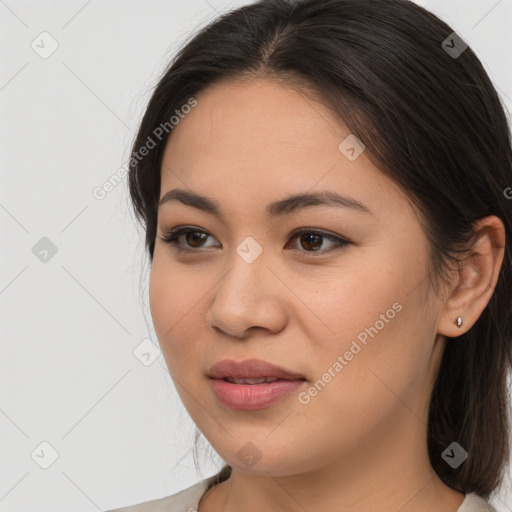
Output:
[{"xmin": 149, "ymin": 78, "xmax": 447, "ymax": 477}]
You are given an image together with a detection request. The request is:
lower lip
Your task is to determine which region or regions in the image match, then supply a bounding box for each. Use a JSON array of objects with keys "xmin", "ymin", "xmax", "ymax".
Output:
[{"xmin": 210, "ymin": 378, "xmax": 305, "ymax": 410}]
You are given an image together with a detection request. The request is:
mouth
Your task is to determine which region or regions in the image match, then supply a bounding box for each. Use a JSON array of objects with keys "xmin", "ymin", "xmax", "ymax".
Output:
[
  {"xmin": 207, "ymin": 358, "xmax": 306, "ymax": 381},
  {"xmin": 222, "ymin": 377, "xmax": 284, "ymax": 384},
  {"xmin": 209, "ymin": 378, "xmax": 306, "ymax": 410},
  {"xmin": 207, "ymin": 359, "xmax": 306, "ymax": 410}
]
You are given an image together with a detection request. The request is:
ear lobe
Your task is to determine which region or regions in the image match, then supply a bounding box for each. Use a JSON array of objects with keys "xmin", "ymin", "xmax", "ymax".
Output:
[{"xmin": 438, "ymin": 215, "xmax": 505, "ymax": 338}]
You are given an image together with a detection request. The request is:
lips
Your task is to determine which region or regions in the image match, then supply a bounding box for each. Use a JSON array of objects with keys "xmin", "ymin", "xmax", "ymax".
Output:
[
  {"xmin": 207, "ymin": 358, "xmax": 306, "ymax": 381},
  {"xmin": 224, "ymin": 377, "xmax": 279, "ymax": 384},
  {"xmin": 207, "ymin": 358, "xmax": 306, "ymax": 410}
]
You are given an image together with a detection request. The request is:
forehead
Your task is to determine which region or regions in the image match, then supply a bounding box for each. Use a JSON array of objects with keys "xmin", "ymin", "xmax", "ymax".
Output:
[
  {"xmin": 163, "ymin": 78, "xmax": 340, "ymax": 165},
  {"xmin": 159, "ymin": 78, "xmax": 411, "ymax": 220}
]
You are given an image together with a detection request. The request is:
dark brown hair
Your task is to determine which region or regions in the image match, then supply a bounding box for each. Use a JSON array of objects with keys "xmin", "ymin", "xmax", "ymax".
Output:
[{"xmin": 128, "ymin": 0, "xmax": 512, "ymax": 498}]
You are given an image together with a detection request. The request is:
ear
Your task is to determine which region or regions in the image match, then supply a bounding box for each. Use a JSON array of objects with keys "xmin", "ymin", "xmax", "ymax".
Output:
[{"xmin": 438, "ymin": 215, "xmax": 505, "ymax": 338}]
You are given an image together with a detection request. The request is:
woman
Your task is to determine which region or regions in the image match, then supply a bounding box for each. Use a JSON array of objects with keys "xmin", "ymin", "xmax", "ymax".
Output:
[{"xmin": 108, "ymin": 0, "xmax": 511, "ymax": 510}]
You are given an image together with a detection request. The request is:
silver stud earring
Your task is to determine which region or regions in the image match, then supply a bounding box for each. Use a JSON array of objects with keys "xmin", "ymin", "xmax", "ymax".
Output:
[{"xmin": 455, "ymin": 316, "xmax": 463, "ymax": 328}]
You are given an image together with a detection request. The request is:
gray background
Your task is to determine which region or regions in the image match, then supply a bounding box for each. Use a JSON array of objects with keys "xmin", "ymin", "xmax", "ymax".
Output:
[{"xmin": 0, "ymin": 0, "xmax": 511, "ymax": 510}]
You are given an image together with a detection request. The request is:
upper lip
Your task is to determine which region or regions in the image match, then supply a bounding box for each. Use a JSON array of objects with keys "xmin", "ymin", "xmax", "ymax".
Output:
[{"xmin": 208, "ymin": 358, "xmax": 305, "ymax": 380}]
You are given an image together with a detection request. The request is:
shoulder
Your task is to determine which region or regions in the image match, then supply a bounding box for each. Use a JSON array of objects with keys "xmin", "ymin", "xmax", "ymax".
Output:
[
  {"xmin": 457, "ymin": 492, "xmax": 497, "ymax": 512},
  {"xmin": 105, "ymin": 475, "xmax": 217, "ymax": 512}
]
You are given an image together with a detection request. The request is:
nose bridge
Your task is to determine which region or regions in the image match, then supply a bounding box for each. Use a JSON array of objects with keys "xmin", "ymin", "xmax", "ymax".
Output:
[
  {"xmin": 206, "ymin": 238, "xmax": 289, "ymax": 337},
  {"xmin": 218, "ymin": 241, "xmax": 271, "ymax": 309}
]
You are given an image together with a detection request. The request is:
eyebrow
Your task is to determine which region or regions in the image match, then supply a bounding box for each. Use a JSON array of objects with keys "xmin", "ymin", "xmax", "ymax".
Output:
[{"xmin": 158, "ymin": 188, "xmax": 372, "ymax": 219}]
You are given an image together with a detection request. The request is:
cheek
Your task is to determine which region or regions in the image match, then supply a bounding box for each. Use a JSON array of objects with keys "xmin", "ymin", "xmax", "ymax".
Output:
[
  {"xmin": 300, "ymin": 260, "xmax": 435, "ymax": 424},
  {"xmin": 306, "ymin": 246, "xmax": 427, "ymax": 362},
  {"xmin": 148, "ymin": 257, "xmax": 205, "ymax": 374},
  {"xmin": 299, "ymin": 259, "xmax": 403, "ymax": 348}
]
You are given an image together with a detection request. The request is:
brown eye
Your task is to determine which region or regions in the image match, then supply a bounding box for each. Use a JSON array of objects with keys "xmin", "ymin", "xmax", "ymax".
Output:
[
  {"xmin": 184, "ymin": 231, "xmax": 209, "ymax": 248},
  {"xmin": 298, "ymin": 233, "xmax": 324, "ymax": 251},
  {"xmin": 160, "ymin": 226, "xmax": 350, "ymax": 256},
  {"xmin": 160, "ymin": 227, "xmax": 219, "ymax": 252},
  {"xmin": 286, "ymin": 228, "xmax": 350, "ymax": 255}
]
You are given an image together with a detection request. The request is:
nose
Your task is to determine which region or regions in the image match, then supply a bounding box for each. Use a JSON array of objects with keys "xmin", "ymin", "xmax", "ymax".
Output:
[{"xmin": 205, "ymin": 250, "xmax": 290, "ymax": 340}]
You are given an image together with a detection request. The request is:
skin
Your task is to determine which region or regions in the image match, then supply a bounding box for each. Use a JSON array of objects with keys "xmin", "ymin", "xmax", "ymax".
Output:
[{"xmin": 149, "ymin": 77, "xmax": 505, "ymax": 512}]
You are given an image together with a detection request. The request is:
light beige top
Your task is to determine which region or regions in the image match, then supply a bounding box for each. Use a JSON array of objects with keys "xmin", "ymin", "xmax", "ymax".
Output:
[{"xmin": 105, "ymin": 474, "xmax": 498, "ymax": 512}]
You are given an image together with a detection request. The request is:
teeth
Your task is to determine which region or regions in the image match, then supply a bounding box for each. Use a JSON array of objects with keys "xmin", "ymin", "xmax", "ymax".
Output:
[{"xmin": 225, "ymin": 377, "xmax": 279, "ymax": 384}]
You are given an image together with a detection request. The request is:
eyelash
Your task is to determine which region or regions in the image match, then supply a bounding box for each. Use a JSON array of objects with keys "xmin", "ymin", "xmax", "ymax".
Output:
[{"xmin": 159, "ymin": 226, "xmax": 350, "ymax": 257}]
